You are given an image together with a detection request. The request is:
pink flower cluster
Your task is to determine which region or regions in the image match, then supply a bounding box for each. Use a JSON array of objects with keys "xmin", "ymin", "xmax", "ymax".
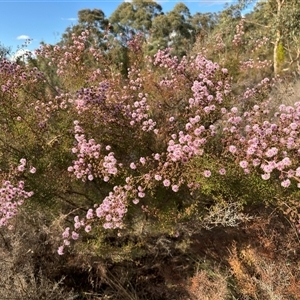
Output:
[
  {"xmin": 241, "ymin": 77, "xmax": 275, "ymax": 101},
  {"xmin": 0, "ymin": 159, "xmax": 34, "ymax": 227},
  {"xmin": 240, "ymin": 59, "xmax": 272, "ymax": 71},
  {"xmin": 0, "ymin": 180, "xmax": 33, "ymax": 226},
  {"xmin": 223, "ymin": 101, "xmax": 300, "ymax": 187},
  {"xmin": 58, "ymin": 185, "xmax": 128, "ymax": 255},
  {"xmin": 233, "ymin": 18, "xmax": 245, "ymax": 47},
  {"xmin": 35, "ymin": 29, "xmax": 105, "ymax": 83},
  {"xmin": 68, "ymin": 121, "xmax": 119, "ymax": 182},
  {"xmin": 152, "ymin": 48, "xmax": 188, "ymax": 88},
  {"xmin": 251, "ymin": 37, "xmax": 270, "ymax": 53},
  {"xmin": 189, "ymin": 55, "xmax": 230, "ymax": 108},
  {"xmin": 167, "ymin": 126, "xmax": 206, "ymax": 162},
  {"xmin": 126, "ymin": 92, "xmax": 156, "ymax": 131},
  {"xmin": 214, "ymin": 33, "xmax": 225, "ymax": 52}
]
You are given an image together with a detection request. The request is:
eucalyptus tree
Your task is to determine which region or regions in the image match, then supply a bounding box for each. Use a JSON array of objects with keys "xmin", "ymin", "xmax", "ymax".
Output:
[
  {"xmin": 148, "ymin": 2, "xmax": 195, "ymax": 57},
  {"xmin": 164, "ymin": 2, "xmax": 194, "ymax": 56},
  {"xmin": 148, "ymin": 13, "xmax": 170, "ymax": 55},
  {"xmin": 110, "ymin": 1, "xmax": 196, "ymax": 57},
  {"xmin": 60, "ymin": 9, "xmax": 110, "ymax": 48},
  {"xmin": 0, "ymin": 43, "xmax": 10, "ymax": 59},
  {"xmin": 263, "ymin": 0, "xmax": 300, "ymax": 75},
  {"xmin": 239, "ymin": 0, "xmax": 300, "ymax": 75},
  {"xmin": 190, "ymin": 12, "xmax": 218, "ymax": 41},
  {"xmin": 109, "ymin": 0, "xmax": 162, "ymax": 36}
]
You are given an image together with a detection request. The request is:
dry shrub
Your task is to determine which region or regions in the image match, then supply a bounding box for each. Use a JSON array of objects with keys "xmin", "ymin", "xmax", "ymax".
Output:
[
  {"xmin": 228, "ymin": 243, "xmax": 260, "ymax": 298},
  {"xmin": 186, "ymin": 263, "xmax": 228, "ymax": 300},
  {"xmin": 0, "ymin": 208, "xmax": 78, "ymax": 300},
  {"xmin": 228, "ymin": 242, "xmax": 300, "ymax": 300}
]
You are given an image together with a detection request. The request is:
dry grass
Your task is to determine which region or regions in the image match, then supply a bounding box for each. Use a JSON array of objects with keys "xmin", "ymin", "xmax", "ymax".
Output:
[
  {"xmin": 0, "ymin": 209, "xmax": 78, "ymax": 300},
  {"xmin": 186, "ymin": 263, "xmax": 229, "ymax": 300},
  {"xmin": 228, "ymin": 243, "xmax": 300, "ymax": 300},
  {"xmin": 227, "ymin": 211, "xmax": 300, "ymax": 300}
]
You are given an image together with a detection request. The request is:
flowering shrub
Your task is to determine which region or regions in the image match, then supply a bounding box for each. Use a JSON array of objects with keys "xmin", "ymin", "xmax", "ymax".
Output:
[
  {"xmin": 222, "ymin": 101, "xmax": 300, "ymax": 188},
  {"xmin": 0, "ymin": 159, "xmax": 34, "ymax": 227},
  {"xmin": 0, "ymin": 29, "xmax": 299, "ymax": 257}
]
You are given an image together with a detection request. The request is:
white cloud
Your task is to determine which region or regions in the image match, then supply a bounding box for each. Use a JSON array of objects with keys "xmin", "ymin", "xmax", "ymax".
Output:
[
  {"xmin": 17, "ymin": 35, "xmax": 30, "ymax": 40},
  {"xmin": 61, "ymin": 17, "xmax": 77, "ymax": 21},
  {"xmin": 9, "ymin": 48, "xmax": 33, "ymax": 62},
  {"xmin": 197, "ymin": 0, "xmax": 236, "ymax": 8},
  {"xmin": 199, "ymin": 0, "xmax": 234, "ymax": 2}
]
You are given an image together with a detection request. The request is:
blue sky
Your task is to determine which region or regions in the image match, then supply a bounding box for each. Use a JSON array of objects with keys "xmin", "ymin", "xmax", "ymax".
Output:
[{"xmin": 0, "ymin": 0, "xmax": 253, "ymax": 56}]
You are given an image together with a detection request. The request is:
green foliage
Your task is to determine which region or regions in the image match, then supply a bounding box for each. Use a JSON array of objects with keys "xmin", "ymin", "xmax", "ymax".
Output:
[
  {"xmin": 109, "ymin": 0, "xmax": 162, "ymax": 34},
  {"xmin": 185, "ymin": 154, "xmax": 279, "ymax": 212}
]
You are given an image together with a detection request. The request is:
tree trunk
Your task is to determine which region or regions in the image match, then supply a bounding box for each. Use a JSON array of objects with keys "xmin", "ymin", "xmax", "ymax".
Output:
[
  {"xmin": 273, "ymin": 0, "xmax": 284, "ymax": 76},
  {"xmin": 273, "ymin": 29, "xmax": 281, "ymax": 76}
]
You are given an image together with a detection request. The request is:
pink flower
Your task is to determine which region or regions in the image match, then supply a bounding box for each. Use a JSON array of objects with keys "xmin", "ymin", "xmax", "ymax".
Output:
[
  {"xmin": 219, "ymin": 168, "xmax": 226, "ymax": 175},
  {"xmin": 29, "ymin": 167, "xmax": 36, "ymax": 174},
  {"xmin": 229, "ymin": 145, "xmax": 237, "ymax": 154},
  {"xmin": 172, "ymin": 185, "xmax": 179, "ymax": 192},
  {"xmin": 203, "ymin": 170, "xmax": 211, "ymax": 178},
  {"xmin": 86, "ymin": 209, "xmax": 93, "ymax": 219},
  {"xmin": 261, "ymin": 173, "xmax": 270, "ymax": 180},
  {"xmin": 130, "ymin": 162, "xmax": 136, "ymax": 170},
  {"xmin": 281, "ymin": 179, "xmax": 291, "ymax": 188},
  {"xmin": 239, "ymin": 160, "xmax": 248, "ymax": 169},
  {"xmin": 222, "ymin": 68, "xmax": 228, "ymax": 74},
  {"xmin": 154, "ymin": 153, "xmax": 160, "ymax": 160},
  {"xmin": 103, "ymin": 222, "xmax": 113, "ymax": 229},
  {"xmin": 20, "ymin": 158, "xmax": 26, "ymax": 165},
  {"xmin": 62, "ymin": 227, "xmax": 70, "ymax": 239},
  {"xmin": 163, "ymin": 179, "xmax": 171, "ymax": 187},
  {"xmin": 252, "ymin": 159, "xmax": 261, "ymax": 167},
  {"xmin": 154, "ymin": 174, "xmax": 162, "ymax": 181},
  {"xmin": 221, "ymin": 107, "xmax": 227, "ymax": 114},
  {"xmin": 57, "ymin": 246, "xmax": 64, "ymax": 255},
  {"xmin": 243, "ymin": 168, "xmax": 250, "ymax": 174},
  {"xmin": 185, "ymin": 123, "xmax": 192, "ymax": 130},
  {"xmin": 17, "ymin": 165, "xmax": 25, "ymax": 172},
  {"xmin": 282, "ymin": 157, "xmax": 291, "ymax": 166},
  {"xmin": 194, "ymin": 128, "xmax": 201, "ymax": 136},
  {"xmin": 85, "ymin": 225, "xmax": 92, "ymax": 233},
  {"xmin": 72, "ymin": 231, "xmax": 79, "ymax": 240},
  {"xmin": 231, "ymin": 107, "xmax": 238, "ymax": 114},
  {"xmin": 74, "ymin": 222, "xmax": 81, "ymax": 229},
  {"xmin": 265, "ymin": 147, "xmax": 278, "ymax": 158}
]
